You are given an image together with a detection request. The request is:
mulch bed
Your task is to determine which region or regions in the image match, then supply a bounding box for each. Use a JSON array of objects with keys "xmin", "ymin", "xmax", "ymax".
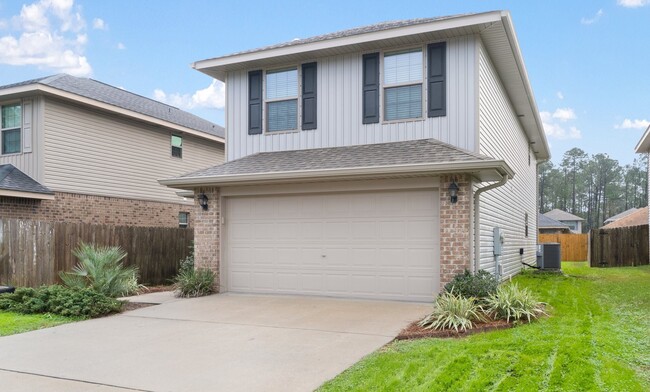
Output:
[
  {"xmin": 137, "ymin": 285, "xmax": 174, "ymax": 294},
  {"xmin": 396, "ymin": 319, "xmax": 515, "ymax": 340},
  {"xmin": 121, "ymin": 302, "xmax": 157, "ymax": 312}
]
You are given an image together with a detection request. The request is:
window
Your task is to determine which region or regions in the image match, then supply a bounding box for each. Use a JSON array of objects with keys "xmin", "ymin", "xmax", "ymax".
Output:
[
  {"xmin": 265, "ymin": 68, "xmax": 298, "ymax": 132},
  {"xmin": 383, "ymin": 49, "xmax": 423, "ymax": 121},
  {"xmin": 171, "ymin": 135, "xmax": 182, "ymax": 158},
  {"xmin": 363, "ymin": 42, "xmax": 445, "ymax": 124},
  {"xmin": 179, "ymin": 212, "xmax": 189, "ymax": 228},
  {"xmin": 1, "ymin": 103, "xmax": 21, "ymax": 155}
]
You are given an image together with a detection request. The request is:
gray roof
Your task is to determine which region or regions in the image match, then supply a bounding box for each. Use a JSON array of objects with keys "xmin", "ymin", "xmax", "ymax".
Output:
[
  {"xmin": 0, "ymin": 74, "xmax": 224, "ymax": 139},
  {"xmin": 0, "ymin": 164, "xmax": 53, "ymax": 195},
  {"xmin": 538, "ymin": 213, "xmax": 570, "ymax": 229},
  {"xmin": 543, "ymin": 209, "xmax": 584, "ymax": 222},
  {"xmin": 212, "ymin": 14, "xmax": 474, "ymax": 60},
  {"xmin": 180, "ymin": 138, "xmax": 493, "ymax": 178}
]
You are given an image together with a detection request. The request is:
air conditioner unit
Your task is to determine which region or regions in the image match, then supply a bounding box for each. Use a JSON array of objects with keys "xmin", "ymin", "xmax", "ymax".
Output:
[{"xmin": 537, "ymin": 243, "xmax": 561, "ymax": 270}]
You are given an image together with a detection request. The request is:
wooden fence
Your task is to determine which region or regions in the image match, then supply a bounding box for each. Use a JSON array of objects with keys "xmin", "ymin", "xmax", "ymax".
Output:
[
  {"xmin": 539, "ymin": 233, "xmax": 589, "ymax": 261},
  {"xmin": 590, "ymin": 225, "xmax": 649, "ymax": 267},
  {"xmin": 0, "ymin": 219, "xmax": 193, "ymax": 287}
]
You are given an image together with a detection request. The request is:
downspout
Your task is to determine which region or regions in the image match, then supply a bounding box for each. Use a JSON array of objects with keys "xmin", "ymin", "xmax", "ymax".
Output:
[{"xmin": 473, "ymin": 173, "xmax": 510, "ymax": 272}]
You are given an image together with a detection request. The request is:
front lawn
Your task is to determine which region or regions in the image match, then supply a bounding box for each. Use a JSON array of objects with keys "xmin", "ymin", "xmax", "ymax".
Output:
[
  {"xmin": 0, "ymin": 311, "xmax": 77, "ymax": 336},
  {"xmin": 319, "ymin": 263, "xmax": 650, "ymax": 391}
]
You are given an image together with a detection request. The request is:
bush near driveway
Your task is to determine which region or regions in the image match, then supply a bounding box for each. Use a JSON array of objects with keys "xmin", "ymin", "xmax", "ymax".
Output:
[
  {"xmin": 319, "ymin": 263, "xmax": 650, "ymax": 392},
  {"xmin": 0, "ymin": 285, "xmax": 123, "ymax": 318}
]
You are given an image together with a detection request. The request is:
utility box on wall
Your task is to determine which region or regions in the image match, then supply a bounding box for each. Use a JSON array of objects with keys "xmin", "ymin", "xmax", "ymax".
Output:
[{"xmin": 493, "ymin": 227, "xmax": 504, "ymax": 256}]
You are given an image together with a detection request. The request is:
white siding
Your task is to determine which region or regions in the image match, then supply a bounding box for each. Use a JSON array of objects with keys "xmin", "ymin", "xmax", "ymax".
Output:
[
  {"xmin": 42, "ymin": 97, "xmax": 224, "ymax": 203},
  {"xmin": 226, "ymin": 36, "xmax": 477, "ymax": 161},
  {"xmin": 477, "ymin": 40, "xmax": 537, "ymax": 277},
  {"xmin": 0, "ymin": 96, "xmax": 44, "ymax": 182}
]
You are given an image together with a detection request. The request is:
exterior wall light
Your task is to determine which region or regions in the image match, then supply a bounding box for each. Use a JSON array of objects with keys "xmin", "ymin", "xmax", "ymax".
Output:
[
  {"xmin": 448, "ymin": 179, "xmax": 459, "ymax": 204},
  {"xmin": 198, "ymin": 193, "xmax": 209, "ymax": 211}
]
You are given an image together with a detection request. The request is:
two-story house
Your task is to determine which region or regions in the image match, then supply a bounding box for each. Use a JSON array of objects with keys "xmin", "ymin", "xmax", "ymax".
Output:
[
  {"xmin": 161, "ymin": 11, "xmax": 550, "ymax": 301},
  {"xmin": 0, "ymin": 74, "xmax": 224, "ymax": 228}
]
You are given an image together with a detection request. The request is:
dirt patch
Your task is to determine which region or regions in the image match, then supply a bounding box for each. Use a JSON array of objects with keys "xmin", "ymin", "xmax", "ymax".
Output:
[{"xmin": 396, "ymin": 319, "xmax": 514, "ymax": 340}]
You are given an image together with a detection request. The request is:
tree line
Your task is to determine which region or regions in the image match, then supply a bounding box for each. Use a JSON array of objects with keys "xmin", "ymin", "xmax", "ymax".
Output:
[{"xmin": 538, "ymin": 148, "xmax": 648, "ymax": 231}]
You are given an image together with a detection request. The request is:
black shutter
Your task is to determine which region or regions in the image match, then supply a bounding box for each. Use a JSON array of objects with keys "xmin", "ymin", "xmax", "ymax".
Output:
[
  {"xmin": 362, "ymin": 53, "xmax": 380, "ymax": 124},
  {"xmin": 248, "ymin": 70, "xmax": 263, "ymax": 134},
  {"xmin": 427, "ymin": 42, "xmax": 446, "ymax": 118},
  {"xmin": 302, "ymin": 62, "xmax": 317, "ymax": 130}
]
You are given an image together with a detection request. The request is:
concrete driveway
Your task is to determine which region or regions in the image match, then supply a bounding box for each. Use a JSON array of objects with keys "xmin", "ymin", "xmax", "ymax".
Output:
[{"xmin": 0, "ymin": 293, "xmax": 429, "ymax": 392}]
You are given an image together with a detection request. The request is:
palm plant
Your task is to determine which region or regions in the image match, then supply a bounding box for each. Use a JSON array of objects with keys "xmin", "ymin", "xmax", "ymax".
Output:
[{"xmin": 59, "ymin": 242, "xmax": 141, "ymax": 297}]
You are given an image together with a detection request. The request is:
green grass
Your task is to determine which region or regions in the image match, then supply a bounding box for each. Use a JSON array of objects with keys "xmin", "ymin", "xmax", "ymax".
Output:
[
  {"xmin": 319, "ymin": 262, "xmax": 650, "ymax": 392},
  {"xmin": 0, "ymin": 311, "xmax": 77, "ymax": 336}
]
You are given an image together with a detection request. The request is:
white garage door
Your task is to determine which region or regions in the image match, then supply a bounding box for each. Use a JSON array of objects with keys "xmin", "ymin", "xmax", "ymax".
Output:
[{"xmin": 223, "ymin": 189, "xmax": 440, "ymax": 302}]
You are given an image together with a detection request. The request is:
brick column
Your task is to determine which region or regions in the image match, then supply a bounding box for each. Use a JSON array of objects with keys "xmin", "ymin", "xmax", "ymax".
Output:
[
  {"xmin": 193, "ymin": 186, "xmax": 221, "ymax": 292},
  {"xmin": 439, "ymin": 174, "xmax": 472, "ymax": 287}
]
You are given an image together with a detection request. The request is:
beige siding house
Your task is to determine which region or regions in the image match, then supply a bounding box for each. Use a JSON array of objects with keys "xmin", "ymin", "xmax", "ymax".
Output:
[
  {"xmin": 0, "ymin": 74, "xmax": 225, "ymax": 227},
  {"xmin": 162, "ymin": 11, "xmax": 549, "ymax": 301}
]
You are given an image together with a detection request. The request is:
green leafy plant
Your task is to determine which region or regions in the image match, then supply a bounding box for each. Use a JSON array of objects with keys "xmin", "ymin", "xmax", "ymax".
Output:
[
  {"xmin": 418, "ymin": 291, "xmax": 485, "ymax": 332},
  {"xmin": 59, "ymin": 242, "xmax": 141, "ymax": 298},
  {"xmin": 0, "ymin": 285, "xmax": 122, "ymax": 318},
  {"xmin": 444, "ymin": 269, "xmax": 499, "ymax": 300},
  {"xmin": 484, "ymin": 283, "xmax": 546, "ymax": 322},
  {"xmin": 173, "ymin": 268, "xmax": 215, "ymax": 297}
]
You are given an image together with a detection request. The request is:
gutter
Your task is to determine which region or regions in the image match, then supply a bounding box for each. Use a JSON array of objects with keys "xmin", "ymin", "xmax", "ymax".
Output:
[
  {"xmin": 473, "ymin": 173, "xmax": 509, "ymax": 273},
  {"xmin": 159, "ymin": 159, "xmax": 515, "ymax": 189}
]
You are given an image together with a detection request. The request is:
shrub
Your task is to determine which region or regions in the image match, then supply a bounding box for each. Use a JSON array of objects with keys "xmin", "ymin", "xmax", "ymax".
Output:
[
  {"xmin": 0, "ymin": 285, "xmax": 122, "ymax": 318},
  {"xmin": 173, "ymin": 268, "xmax": 215, "ymax": 298},
  {"xmin": 444, "ymin": 269, "xmax": 499, "ymax": 300},
  {"xmin": 484, "ymin": 283, "xmax": 546, "ymax": 322},
  {"xmin": 418, "ymin": 291, "xmax": 485, "ymax": 332},
  {"xmin": 59, "ymin": 242, "xmax": 141, "ymax": 298}
]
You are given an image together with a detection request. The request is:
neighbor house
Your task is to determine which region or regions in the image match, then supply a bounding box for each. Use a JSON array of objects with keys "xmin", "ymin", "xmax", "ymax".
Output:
[
  {"xmin": 161, "ymin": 11, "xmax": 550, "ymax": 301},
  {"xmin": 543, "ymin": 209, "xmax": 584, "ymax": 234},
  {"xmin": 0, "ymin": 74, "xmax": 225, "ymax": 228},
  {"xmin": 602, "ymin": 207, "xmax": 648, "ymax": 229},
  {"xmin": 538, "ymin": 213, "xmax": 570, "ymax": 234},
  {"xmin": 604, "ymin": 208, "xmax": 637, "ymax": 225}
]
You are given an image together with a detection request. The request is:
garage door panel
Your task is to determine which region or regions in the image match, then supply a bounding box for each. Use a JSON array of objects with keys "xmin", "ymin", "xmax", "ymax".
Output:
[
  {"xmin": 323, "ymin": 222, "xmax": 350, "ymax": 239},
  {"xmin": 225, "ymin": 189, "xmax": 439, "ymax": 302}
]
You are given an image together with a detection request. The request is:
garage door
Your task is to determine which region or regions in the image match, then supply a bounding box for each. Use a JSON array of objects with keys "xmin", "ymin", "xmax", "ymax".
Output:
[{"xmin": 224, "ymin": 189, "xmax": 439, "ymax": 302}]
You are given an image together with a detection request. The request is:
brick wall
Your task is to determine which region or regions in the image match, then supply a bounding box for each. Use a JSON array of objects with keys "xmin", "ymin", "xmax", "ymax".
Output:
[
  {"xmin": 439, "ymin": 174, "xmax": 472, "ymax": 287},
  {"xmin": 192, "ymin": 187, "xmax": 221, "ymax": 291},
  {"xmin": 0, "ymin": 192, "xmax": 193, "ymax": 228}
]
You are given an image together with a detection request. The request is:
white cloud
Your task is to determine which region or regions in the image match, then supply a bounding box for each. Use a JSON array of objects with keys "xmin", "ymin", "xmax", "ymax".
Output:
[
  {"xmin": 0, "ymin": 0, "xmax": 92, "ymax": 76},
  {"xmin": 617, "ymin": 0, "xmax": 649, "ymax": 8},
  {"xmin": 556, "ymin": 91, "xmax": 564, "ymax": 100},
  {"xmin": 615, "ymin": 118, "xmax": 650, "ymax": 129},
  {"xmin": 540, "ymin": 110, "xmax": 582, "ymax": 140},
  {"xmin": 552, "ymin": 108, "xmax": 577, "ymax": 122},
  {"xmin": 581, "ymin": 9, "xmax": 604, "ymax": 25},
  {"xmin": 116, "ymin": 42, "xmax": 125, "ymax": 50},
  {"xmin": 92, "ymin": 17, "xmax": 106, "ymax": 30},
  {"xmin": 153, "ymin": 79, "xmax": 225, "ymax": 110}
]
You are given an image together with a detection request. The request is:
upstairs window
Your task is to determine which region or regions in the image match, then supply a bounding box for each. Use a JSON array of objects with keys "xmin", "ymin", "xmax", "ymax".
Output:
[
  {"xmin": 171, "ymin": 135, "xmax": 182, "ymax": 158},
  {"xmin": 1, "ymin": 103, "xmax": 21, "ymax": 155},
  {"xmin": 265, "ymin": 68, "xmax": 298, "ymax": 132},
  {"xmin": 383, "ymin": 49, "xmax": 423, "ymax": 121}
]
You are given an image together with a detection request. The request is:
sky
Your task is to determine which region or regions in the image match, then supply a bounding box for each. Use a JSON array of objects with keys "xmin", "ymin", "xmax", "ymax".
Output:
[{"xmin": 0, "ymin": 0, "xmax": 648, "ymax": 166}]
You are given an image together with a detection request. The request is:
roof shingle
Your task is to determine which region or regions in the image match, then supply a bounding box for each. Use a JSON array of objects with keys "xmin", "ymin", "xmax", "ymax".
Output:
[
  {"xmin": 180, "ymin": 138, "xmax": 493, "ymax": 178},
  {"xmin": 0, "ymin": 164, "xmax": 53, "ymax": 195}
]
